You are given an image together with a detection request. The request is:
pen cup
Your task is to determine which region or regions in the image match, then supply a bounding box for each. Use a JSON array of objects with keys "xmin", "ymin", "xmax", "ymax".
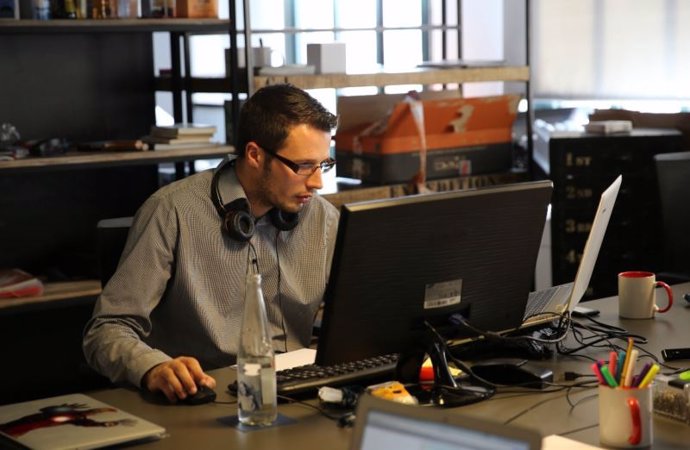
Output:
[{"xmin": 599, "ymin": 385, "xmax": 653, "ymax": 448}]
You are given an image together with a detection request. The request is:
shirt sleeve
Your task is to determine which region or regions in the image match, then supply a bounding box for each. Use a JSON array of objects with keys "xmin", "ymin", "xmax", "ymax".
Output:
[{"xmin": 82, "ymin": 192, "xmax": 179, "ymax": 388}]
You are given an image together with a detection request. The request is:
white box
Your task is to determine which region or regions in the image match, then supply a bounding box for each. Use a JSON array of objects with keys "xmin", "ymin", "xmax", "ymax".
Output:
[{"xmin": 307, "ymin": 43, "xmax": 346, "ymax": 74}]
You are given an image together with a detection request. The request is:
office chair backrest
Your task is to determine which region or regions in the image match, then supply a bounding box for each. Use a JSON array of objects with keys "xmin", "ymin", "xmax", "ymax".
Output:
[
  {"xmin": 654, "ymin": 151, "xmax": 690, "ymax": 280},
  {"xmin": 96, "ymin": 217, "xmax": 133, "ymax": 287}
]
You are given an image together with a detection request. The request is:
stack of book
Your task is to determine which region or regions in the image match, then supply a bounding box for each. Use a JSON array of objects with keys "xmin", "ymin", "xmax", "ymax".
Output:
[{"xmin": 142, "ymin": 123, "xmax": 218, "ymax": 150}]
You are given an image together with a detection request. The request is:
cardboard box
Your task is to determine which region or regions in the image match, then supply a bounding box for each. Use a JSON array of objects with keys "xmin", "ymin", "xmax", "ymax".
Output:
[
  {"xmin": 176, "ymin": 0, "xmax": 216, "ymax": 18},
  {"xmin": 334, "ymin": 92, "xmax": 520, "ymax": 183}
]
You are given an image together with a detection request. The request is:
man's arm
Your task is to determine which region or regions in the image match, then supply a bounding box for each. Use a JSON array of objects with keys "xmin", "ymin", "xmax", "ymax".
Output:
[{"xmin": 82, "ymin": 195, "xmax": 179, "ymax": 388}]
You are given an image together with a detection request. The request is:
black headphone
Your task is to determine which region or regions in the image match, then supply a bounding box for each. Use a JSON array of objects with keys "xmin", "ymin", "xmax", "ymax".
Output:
[{"xmin": 211, "ymin": 159, "xmax": 299, "ymax": 242}]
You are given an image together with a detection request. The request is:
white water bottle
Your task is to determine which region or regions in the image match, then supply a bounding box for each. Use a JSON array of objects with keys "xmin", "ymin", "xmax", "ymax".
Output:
[{"xmin": 237, "ymin": 273, "xmax": 277, "ymax": 426}]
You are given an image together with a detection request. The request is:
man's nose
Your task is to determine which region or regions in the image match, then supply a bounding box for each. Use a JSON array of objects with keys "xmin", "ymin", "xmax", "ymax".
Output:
[{"xmin": 305, "ymin": 168, "xmax": 324, "ymax": 190}]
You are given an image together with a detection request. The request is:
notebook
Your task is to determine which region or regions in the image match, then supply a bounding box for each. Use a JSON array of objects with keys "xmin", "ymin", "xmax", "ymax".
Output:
[
  {"xmin": 0, "ymin": 393, "xmax": 166, "ymax": 450},
  {"xmin": 522, "ymin": 175, "xmax": 622, "ymax": 327},
  {"xmin": 349, "ymin": 393, "xmax": 542, "ymax": 450}
]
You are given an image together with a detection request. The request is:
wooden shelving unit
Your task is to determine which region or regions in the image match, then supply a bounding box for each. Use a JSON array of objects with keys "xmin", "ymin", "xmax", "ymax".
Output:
[
  {"xmin": 0, "ymin": 280, "xmax": 102, "ymax": 312},
  {"xmin": 254, "ymin": 66, "xmax": 530, "ymax": 90},
  {"xmin": 0, "ymin": 145, "xmax": 233, "ymax": 173},
  {"xmin": 0, "ymin": 18, "xmax": 230, "ymax": 33}
]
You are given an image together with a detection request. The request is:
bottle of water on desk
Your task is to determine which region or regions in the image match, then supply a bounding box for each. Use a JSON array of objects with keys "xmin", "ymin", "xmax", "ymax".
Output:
[{"xmin": 237, "ymin": 273, "xmax": 277, "ymax": 426}]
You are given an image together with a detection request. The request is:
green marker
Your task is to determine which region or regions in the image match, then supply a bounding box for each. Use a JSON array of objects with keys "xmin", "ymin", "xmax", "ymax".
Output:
[{"xmin": 600, "ymin": 365, "xmax": 619, "ymax": 388}]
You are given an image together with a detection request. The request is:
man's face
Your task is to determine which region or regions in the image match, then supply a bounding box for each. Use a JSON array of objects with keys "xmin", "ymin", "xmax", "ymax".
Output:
[{"xmin": 255, "ymin": 123, "xmax": 332, "ymax": 215}]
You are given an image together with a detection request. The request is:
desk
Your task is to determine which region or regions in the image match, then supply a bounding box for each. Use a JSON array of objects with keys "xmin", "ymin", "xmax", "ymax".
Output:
[{"xmin": 79, "ymin": 282, "xmax": 690, "ymax": 449}]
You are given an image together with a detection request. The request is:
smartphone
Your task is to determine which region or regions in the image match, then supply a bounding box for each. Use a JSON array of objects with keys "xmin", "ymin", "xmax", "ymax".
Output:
[
  {"xmin": 572, "ymin": 306, "xmax": 600, "ymax": 318},
  {"xmin": 661, "ymin": 348, "xmax": 690, "ymax": 362}
]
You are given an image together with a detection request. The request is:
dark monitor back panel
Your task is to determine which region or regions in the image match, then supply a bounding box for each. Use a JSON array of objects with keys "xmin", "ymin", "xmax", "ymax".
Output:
[
  {"xmin": 654, "ymin": 151, "xmax": 690, "ymax": 277},
  {"xmin": 316, "ymin": 181, "xmax": 553, "ymax": 366}
]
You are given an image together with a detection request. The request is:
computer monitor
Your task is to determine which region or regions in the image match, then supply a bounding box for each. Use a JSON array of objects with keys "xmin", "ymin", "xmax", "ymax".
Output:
[{"xmin": 316, "ymin": 180, "xmax": 553, "ymax": 375}]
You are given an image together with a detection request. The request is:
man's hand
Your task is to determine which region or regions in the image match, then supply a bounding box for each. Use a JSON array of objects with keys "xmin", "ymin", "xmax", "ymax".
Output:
[{"xmin": 143, "ymin": 357, "xmax": 216, "ymax": 403}]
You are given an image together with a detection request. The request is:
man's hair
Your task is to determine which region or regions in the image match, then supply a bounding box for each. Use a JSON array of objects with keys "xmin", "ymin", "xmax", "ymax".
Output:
[{"xmin": 236, "ymin": 84, "xmax": 338, "ymax": 156}]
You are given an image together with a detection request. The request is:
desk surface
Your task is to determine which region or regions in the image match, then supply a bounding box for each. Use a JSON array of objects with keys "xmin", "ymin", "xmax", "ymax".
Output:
[{"xmin": 73, "ymin": 283, "xmax": 690, "ymax": 449}]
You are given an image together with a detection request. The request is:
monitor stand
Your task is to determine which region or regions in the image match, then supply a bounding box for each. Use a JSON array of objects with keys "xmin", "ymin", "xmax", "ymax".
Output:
[{"xmin": 395, "ymin": 331, "xmax": 495, "ymax": 408}]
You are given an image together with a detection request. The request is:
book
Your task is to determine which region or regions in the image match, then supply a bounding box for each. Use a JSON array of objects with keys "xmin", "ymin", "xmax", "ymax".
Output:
[
  {"xmin": 0, "ymin": 268, "xmax": 44, "ymax": 299},
  {"xmin": 0, "ymin": 393, "xmax": 166, "ymax": 450},
  {"xmin": 150, "ymin": 142, "xmax": 221, "ymax": 151},
  {"xmin": 584, "ymin": 120, "xmax": 633, "ymax": 135},
  {"xmin": 76, "ymin": 140, "xmax": 150, "ymax": 152},
  {"xmin": 149, "ymin": 123, "xmax": 217, "ymax": 138},
  {"xmin": 141, "ymin": 134, "xmax": 214, "ymax": 145}
]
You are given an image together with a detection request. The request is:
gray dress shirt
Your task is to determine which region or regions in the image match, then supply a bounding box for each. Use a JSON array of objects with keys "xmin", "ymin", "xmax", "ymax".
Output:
[{"xmin": 83, "ymin": 166, "xmax": 339, "ymax": 387}]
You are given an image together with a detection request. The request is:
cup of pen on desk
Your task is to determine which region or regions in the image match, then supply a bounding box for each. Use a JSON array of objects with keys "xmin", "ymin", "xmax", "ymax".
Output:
[
  {"xmin": 618, "ymin": 271, "xmax": 673, "ymax": 319},
  {"xmin": 594, "ymin": 339, "xmax": 659, "ymax": 448}
]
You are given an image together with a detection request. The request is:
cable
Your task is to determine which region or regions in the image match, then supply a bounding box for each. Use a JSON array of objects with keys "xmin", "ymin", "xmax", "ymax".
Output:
[
  {"xmin": 276, "ymin": 394, "xmax": 355, "ymax": 425},
  {"xmin": 275, "ymin": 230, "xmax": 288, "ymax": 353}
]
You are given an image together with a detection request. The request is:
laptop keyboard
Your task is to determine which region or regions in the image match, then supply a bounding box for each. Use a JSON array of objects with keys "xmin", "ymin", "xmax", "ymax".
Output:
[
  {"xmin": 524, "ymin": 282, "xmax": 574, "ymax": 319},
  {"xmin": 524, "ymin": 286, "xmax": 559, "ymax": 319}
]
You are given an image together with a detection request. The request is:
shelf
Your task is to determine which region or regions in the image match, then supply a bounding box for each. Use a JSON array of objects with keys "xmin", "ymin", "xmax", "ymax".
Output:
[
  {"xmin": 155, "ymin": 66, "xmax": 529, "ymax": 94},
  {"xmin": 0, "ymin": 18, "xmax": 231, "ymax": 34},
  {"xmin": 0, "ymin": 280, "xmax": 101, "ymax": 312},
  {"xmin": 254, "ymin": 66, "xmax": 530, "ymax": 90},
  {"xmin": 0, "ymin": 145, "xmax": 233, "ymax": 173}
]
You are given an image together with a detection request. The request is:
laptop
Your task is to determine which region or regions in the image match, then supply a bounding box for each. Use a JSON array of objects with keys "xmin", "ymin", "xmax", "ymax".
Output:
[
  {"xmin": 522, "ymin": 175, "xmax": 622, "ymax": 326},
  {"xmin": 349, "ymin": 394, "xmax": 542, "ymax": 450},
  {"xmin": 0, "ymin": 393, "xmax": 166, "ymax": 450}
]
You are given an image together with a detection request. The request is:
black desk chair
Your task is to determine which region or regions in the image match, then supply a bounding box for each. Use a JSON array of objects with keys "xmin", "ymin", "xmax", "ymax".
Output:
[
  {"xmin": 654, "ymin": 151, "xmax": 690, "ymax": 283},
  {"xmin": 96, "ymin": 216, "xmax": 133, "ymax": 287}
]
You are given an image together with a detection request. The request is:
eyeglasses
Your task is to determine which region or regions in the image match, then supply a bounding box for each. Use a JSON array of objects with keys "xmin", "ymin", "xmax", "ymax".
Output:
[{"xmin": 261, "ymin": 146, "xmax": 336, "ymax": 176}]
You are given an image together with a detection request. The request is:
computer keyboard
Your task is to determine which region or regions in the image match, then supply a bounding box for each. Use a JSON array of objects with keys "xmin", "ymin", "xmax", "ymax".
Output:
[{"xmin": 229, "ymin": 354, "xmax": 399, "ymax": 398}]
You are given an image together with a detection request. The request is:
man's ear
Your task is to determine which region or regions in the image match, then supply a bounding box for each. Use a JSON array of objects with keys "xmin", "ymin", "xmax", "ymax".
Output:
[{"xmin": 244, "ymin": 142, "xmax": 263, "ymax": 169}]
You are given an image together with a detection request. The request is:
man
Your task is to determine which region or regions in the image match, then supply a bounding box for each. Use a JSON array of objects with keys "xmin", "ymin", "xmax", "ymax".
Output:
[{"xmin": 83, "ymin": 84, "xmax": 340, "ymax": 403}]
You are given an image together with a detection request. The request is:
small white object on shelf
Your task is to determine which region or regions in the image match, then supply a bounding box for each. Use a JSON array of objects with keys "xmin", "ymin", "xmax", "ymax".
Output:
[{"xmin": 584, "ymin": 120, "xmax": 633, "ymax": 135}]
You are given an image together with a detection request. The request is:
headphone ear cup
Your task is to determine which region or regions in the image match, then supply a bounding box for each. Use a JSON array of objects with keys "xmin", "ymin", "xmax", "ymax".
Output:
[
  {"xmin": 223, "ymin": 208, "xmax": 255, "ymax": 242},
  {"xmin": 269, "ymin": 208, "xmax": 299, "ymax": 232}
]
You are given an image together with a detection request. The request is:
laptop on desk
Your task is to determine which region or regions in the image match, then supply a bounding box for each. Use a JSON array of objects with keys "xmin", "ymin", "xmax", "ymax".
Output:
[
  {"xmin": 0, "ymin": 393, "xmax": 166, "ymax": 450},
  {"xmin": 350, "ymin": 394, "xmax": 542, "ymax": 450},
  {"xmin": 522, "ymin": 175, "xmax": 622, "ymax": 327}
]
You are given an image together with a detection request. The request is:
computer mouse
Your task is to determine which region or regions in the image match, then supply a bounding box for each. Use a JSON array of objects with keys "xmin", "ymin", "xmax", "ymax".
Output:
[
  {"xmin": 179, "ymin": 384, "xmax": 217, "ymax": 405},
  {"xmin": 470, "ymin": 358, "xmax": 553, "ymax": 389}
]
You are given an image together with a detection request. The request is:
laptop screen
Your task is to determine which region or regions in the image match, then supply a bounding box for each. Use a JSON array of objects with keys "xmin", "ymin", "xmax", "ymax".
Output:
[
  {"xmin": 351, "ymin": 394, "xmax": 542, "ymax": 450},
  {"xmin": 360, "ymin": 410, "xmax": 533, "ymax": 450}
]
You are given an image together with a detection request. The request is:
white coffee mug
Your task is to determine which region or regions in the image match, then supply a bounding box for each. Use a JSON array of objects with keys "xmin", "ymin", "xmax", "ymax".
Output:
[
  {"xmin": 618, "ymin": 271, "xmax": 673, "ymax": 319},
  {"xmin": 599, "ymin": 385, "xmax": 653, "ymax": 448}
]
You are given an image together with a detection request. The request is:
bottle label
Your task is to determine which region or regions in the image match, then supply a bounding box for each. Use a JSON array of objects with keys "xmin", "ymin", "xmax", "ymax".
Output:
[{"xmin": 237, "ymin": 359, "xmax": 276, "ymax": 412}]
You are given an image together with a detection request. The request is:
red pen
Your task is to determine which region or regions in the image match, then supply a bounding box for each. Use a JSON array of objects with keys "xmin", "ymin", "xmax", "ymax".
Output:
[
  {"xmin": 591, "ymin": 362, "xmax": 606, "ymax": 385},
  {"xmin": 608, "ymin": 351, "xmax": 618, "ymax": 381}
]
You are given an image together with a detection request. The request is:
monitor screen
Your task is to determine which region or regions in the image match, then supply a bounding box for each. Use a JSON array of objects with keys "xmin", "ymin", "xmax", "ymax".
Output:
[{"xmin": 315, "ymin": 180, "xmax": 553, "ymax": 367}]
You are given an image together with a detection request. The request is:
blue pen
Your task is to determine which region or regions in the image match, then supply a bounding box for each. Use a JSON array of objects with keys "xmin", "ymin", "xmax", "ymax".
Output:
[{"xmin": 616, "ymin": 351, "xmax": 626, "ymax": 383}]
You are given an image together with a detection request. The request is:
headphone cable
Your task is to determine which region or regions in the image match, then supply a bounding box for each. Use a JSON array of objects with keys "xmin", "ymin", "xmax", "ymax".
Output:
[{"xmin": 275, "ymin": 230, "xmax": 289, "ymax": 353}]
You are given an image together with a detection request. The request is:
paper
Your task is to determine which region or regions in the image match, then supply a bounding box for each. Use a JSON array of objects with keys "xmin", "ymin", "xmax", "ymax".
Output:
[
  {"xmin": 275, "ymin": 348, "xmax": 316, "ymax": 371},
  {"xmin": 542, "ymin": 435, "xmax": 603, "ymax": 449}
]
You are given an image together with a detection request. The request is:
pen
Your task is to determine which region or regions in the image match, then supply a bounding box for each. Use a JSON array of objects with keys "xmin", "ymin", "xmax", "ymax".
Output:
[
  {"xmin": 608, "ymin": 351, "xmax": 618, "ymax": 381},
  {"xmin": 591, "ymin": 362, "xmax": 606, "ymax": 385},
  {"xmin": 623, "ymin": 349, "xmax": 639, "ymax": 388},
  {"xmin": 620, "ymin": 338, "xmax": 635, "ymax": 386},
  {"xmin": 600, "ymin": 365, "xmax": 619, "ymax": 388},
  {"xmin": 632, "ymin": 362, "xmax": 652, "ymax": 387},
  {"xmin": 616, "ymin": 350, "xmax": 626, "ymax": 383},
  {"xmin": 638, "ymin": 364, "xmax": 660, "ymax": 388}
]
